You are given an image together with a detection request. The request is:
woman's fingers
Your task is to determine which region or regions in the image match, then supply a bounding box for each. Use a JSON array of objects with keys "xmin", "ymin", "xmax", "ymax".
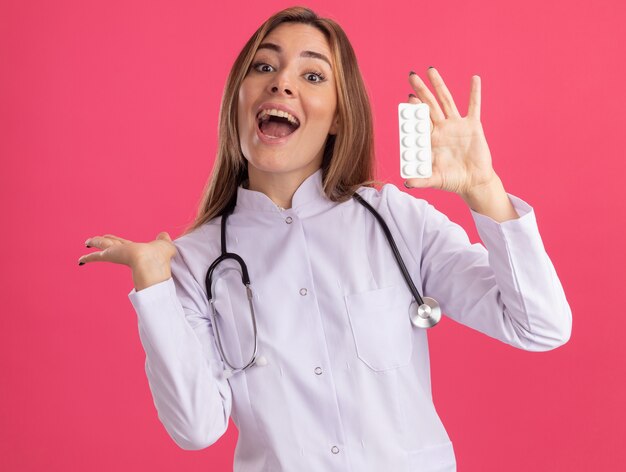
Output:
[
  {"xmin": 405, "ymin": 171, "xmax": 443, "ymax": 190},
  {"xmin": 102, "ymin": 234, "xmax": 132, "ymax": 244},
  {"xmin": 78, "ymin": 247, "xmax": 110, "ymax": 265},
  {"xmin": 85, "ymin": 235, "xmax": 123, "ymax": 248},
  {"xmin": 409, "ymin": 71, "xmax": 445, "ymax": 122},
  {"xmin": 80, "ymin": 234, "xmax": 131, "ymax": 265},
  {"xmin": 426, "ymin": 67, "xmax": 461, "ymax": 118},
  {"xmin": 467, "ymin": 75, "xmax": 481, "ymax": 119},
  {"xmin": 79, "ymin": 232, "xmax": 175, "ymax": 266},
  {"xmin": 156, "ymin": 231, "xmax": 172, "ymax": 242},
  {"xmin": 409, "ymin": 68, "xmax": 464, "ymax": 121},
  {"xmin": 408, "ymin": 93, "xmax": 421, "ymax": 104}
]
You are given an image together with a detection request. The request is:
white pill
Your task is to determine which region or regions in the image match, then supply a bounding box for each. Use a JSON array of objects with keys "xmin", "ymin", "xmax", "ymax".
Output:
[
  {"xmin": 416, "ymin": 107, "xmax": 428, "ymax": 120},
  {"xmin": 416, "ymin": 149, "xmax": 429, "ymax": 162},
  {"xmin": 402, "ymin": 149, "xmax": 416, "ymax": 161},
  {"xmin": 417, "ymin": 163, "xmax": 429, "ymax": 176},
  {"xmin": 403, "ymin": 162, "xmax": 418, "ymax": 175},
  {"xmin": 401, "ymin": 121, "xmax": 415, "ymax": 133},
  {"xmin": 402, "ymin": 135, "xmax": 414, "ymax": 148}
]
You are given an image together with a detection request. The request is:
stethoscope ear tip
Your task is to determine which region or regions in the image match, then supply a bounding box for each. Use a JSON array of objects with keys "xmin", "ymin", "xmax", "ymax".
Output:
[{"xmin": 255, "ymin": 355, "xmax": 268, "ymax": 367}]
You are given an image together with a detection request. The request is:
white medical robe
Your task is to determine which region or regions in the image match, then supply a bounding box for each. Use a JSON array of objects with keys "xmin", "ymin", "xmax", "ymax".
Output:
[{"xmin": 128, "ymin": 168, "xmax": 572, "ymax": 471}]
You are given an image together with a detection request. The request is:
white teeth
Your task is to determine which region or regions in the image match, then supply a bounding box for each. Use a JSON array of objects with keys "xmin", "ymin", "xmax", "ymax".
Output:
[{"xmin": 257, "ymin": 108, "xmax": 300, "ymax": 126}]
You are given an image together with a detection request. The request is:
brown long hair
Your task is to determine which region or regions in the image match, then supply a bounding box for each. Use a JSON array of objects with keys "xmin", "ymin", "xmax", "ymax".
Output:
[{"xmin": 182, "ymin": 6, "xmax": 379, "ymax": 236}]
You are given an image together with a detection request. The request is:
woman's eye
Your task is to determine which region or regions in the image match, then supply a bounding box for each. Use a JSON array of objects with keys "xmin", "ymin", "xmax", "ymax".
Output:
[
  {"xmin": 252, "ymin": 62, "xmax": 274, "ymax": 73},
  {"xmin": 305, "ymin": 72, "xmax": 326, "ymax": 83}
]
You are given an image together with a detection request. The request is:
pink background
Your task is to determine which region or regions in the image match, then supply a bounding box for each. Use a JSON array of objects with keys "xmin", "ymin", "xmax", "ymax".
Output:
[{"xmin": 2, "ymin": 0, "xmax": 624, "ymax": 470}]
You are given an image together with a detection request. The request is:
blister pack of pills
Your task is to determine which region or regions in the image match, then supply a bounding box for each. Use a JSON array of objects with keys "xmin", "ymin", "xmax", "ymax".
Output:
[{"xmin": 399, "ymin": 102, "xmax": 432, "ymax": 178}]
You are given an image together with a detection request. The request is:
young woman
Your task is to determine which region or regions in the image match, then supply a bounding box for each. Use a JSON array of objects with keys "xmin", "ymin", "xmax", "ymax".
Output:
[{"xmin": 78, "ymin": 7, "xmax": 571, "ymax": 471}]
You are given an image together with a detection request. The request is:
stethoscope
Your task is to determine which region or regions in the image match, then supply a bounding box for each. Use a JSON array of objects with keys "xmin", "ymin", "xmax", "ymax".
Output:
[{"xmin": 205, "ymin": 192, "xmax": 441, "ymax": 378}]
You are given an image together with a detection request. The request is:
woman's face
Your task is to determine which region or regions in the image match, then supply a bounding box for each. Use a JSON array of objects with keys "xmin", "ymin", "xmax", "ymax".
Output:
[{"xmin": 237, "ymin": 23, "xmax": 338, "ymax": 181}]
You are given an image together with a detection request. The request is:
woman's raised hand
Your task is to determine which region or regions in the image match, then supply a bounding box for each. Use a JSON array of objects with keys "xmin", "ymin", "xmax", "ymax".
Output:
[
  {"xmin": 405, "ymin": 68, "xmax": 498, "ymax": 198},
  {"xmin": 78, "ymin": 232, "xmax": 178, "ymax": 290}
]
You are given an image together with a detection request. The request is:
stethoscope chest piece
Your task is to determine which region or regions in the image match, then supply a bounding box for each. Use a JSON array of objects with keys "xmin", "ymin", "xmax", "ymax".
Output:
[{"xmin": 409, "ymin": 297, "xmax": 442, "ymax": 328}]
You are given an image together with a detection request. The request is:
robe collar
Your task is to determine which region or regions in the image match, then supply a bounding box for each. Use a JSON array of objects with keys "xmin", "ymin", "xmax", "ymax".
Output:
[{"xmin": 233, "ymin": 168, "xmax": 337, "ymax": 218}]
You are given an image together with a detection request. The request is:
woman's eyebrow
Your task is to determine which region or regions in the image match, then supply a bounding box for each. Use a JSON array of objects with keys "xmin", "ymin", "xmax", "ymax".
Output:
[{"xmin": 257, "ymin": 42, "xmax": 332, "ymax": 69}]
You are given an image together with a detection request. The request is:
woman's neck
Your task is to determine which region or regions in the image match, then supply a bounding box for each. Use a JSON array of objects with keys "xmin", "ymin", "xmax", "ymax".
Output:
[{"xmin": 246, "ymin": 166, "xmax": 320, "ymax": 210}]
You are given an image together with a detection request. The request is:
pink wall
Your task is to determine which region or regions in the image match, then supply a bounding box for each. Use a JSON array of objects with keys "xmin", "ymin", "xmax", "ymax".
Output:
[{"xmin": 2, "ymin": 0, "xmax": 624, "ymax": 470}]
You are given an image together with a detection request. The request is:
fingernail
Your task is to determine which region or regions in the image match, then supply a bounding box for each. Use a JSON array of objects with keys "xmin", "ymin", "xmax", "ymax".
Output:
[
  {"xmin": 408, "ymin": 93, "xmax": 416, "ymax": 99},
  {"xmin": 78, "ymin": 261, "xmax": 85, "ymax": 266},
  {"xmin": 403, "ymin": 181, "xmax": 413, "ymax": 189},
  {"xmin": 409, "ymin": 70, "xmax": 416, "ymax": 76},
  {"xmin": 428, "ymin": 66, "xmax": 434, "ymax": 69},
  {"xmin": 84, "ymin": 239, "xmax": 91, "ymax": 245}
]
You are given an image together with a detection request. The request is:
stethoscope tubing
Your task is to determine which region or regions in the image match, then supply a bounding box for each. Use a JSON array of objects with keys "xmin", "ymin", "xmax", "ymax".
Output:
[
  {"xmin": 351, "ymin": 193, "xmax": 426, "ymax": 306},
  {"xmin": 206, "ymin": 202, "xmax": 259, "ymax": 375},
  {"xmin": 205, "ymin": 191, "xmax": 441, "ymax": 376}
]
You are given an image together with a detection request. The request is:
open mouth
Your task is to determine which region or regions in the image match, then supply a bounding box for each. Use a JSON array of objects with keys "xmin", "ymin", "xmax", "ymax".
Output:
[{"xmin": 256, "ymin": 109, "xmax": 301, "ymax": 139}]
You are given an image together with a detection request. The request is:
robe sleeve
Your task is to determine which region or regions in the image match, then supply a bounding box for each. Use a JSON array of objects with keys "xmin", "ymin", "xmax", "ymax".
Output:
[
  {"xmin": 387, "ymin": 185, "xmax": 572, "ymax": 351},
  {"xmin": 128, "ymin": 241, "xmax": 232, "ymax": 449}
]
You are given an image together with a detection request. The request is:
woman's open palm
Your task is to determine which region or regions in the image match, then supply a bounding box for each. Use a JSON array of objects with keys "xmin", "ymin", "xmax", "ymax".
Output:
[
  {"xmin": 405, "ymin": 68, "xmax": 497, "ymax": 196},
  {"xmin": 78, "ymin": 232, "xmax": 177, "ymax": 268}
]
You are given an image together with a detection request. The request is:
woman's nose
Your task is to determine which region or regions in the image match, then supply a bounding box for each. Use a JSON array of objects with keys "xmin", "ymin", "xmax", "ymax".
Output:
[
  {"xmin": 268, "ymin": 71, "xmax": 294, "ymax": 96},
  {"xmin": 271, "ymin": 85, "xmax": 293, "ymax": 95}
]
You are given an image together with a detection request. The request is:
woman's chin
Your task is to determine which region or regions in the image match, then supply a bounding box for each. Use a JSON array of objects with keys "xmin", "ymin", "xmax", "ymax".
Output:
[{"xmin": 245, "ymin": 154, "xmax": 321, "ymax": 179}]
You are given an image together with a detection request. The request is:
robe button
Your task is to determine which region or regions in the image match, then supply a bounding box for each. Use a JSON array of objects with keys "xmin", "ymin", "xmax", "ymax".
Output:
[
  {"xmin": 314, "ymin": 366, "xmax": 323, "ymax": 375},
  {"xmin": 331, "ymin": 445, "xmax": 340, "ymax": 454},
  {"xmin": 285, "ymin": 216, "xmax": 293, "ymax": 224},
  {"xmin": 299, "ymin": 288, "xmax": 307, "ymax": 296}
]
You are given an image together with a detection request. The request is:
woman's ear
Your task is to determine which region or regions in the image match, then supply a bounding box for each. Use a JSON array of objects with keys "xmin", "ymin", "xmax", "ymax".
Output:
[{"xmin": 329, "ymin": 113, "xmax": 339, "ymax": 135}]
